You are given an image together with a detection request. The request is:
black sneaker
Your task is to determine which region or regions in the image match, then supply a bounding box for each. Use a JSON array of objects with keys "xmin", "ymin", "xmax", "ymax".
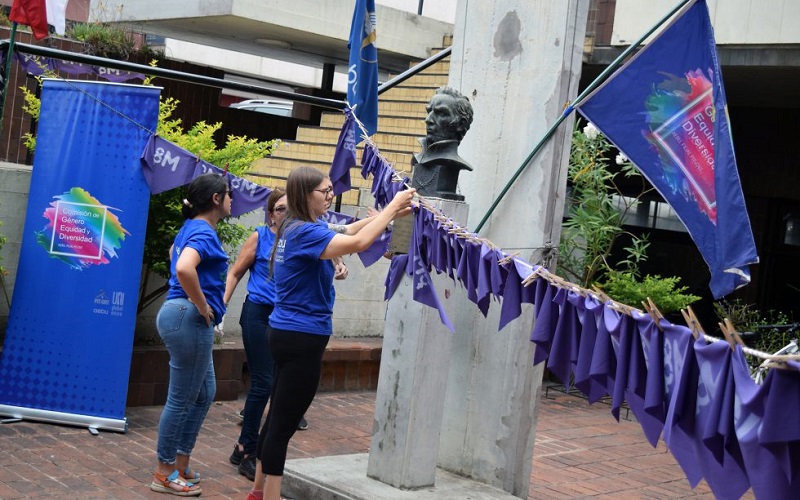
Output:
[
  {"xmin": 229, "ymin": 444, "xmax": 244, "ymax": 466},
  {"xmin": 238, "ymin": 455, "xmax": 256, "ymax": 481},
  {"xmin": 297, "ymin": 416, "xmax": 308, "ymax": 431}
]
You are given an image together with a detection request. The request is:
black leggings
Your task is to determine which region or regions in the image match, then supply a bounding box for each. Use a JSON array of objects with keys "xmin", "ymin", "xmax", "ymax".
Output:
[{"xmin": 256, "ymin": 326, "xmax": 330, "ymax": 475}]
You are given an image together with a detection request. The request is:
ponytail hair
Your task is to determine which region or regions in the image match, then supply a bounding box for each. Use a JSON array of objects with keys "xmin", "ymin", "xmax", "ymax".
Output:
[{"xmin": 181, "ymin": 173, "xmax": 229, "ymax": 219}]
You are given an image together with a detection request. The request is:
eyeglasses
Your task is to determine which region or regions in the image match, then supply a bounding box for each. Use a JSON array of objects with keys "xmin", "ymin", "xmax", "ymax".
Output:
[
  {"xmin": 272, "ymin": 206, "xmax": 287, "ymax": 213},
  {"xmin": 314, "ymin": 187, "xmax": 334, "ymax": 197},
  {"xmin": 225, "ymin": 190, "xmax": 233, "ymax": 199}
]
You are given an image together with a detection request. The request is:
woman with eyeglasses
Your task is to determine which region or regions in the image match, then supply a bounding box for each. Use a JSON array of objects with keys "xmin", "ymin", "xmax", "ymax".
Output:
[
  {"xmin": 150, "ymin": 173, "xmax": 232, "ymax": 497},
  {"xmin": 247, "ymin": 166, "xmax": 415, "ymax": 500},
  {"xmin": 222, "ymin": 188, "xmax": 287, "ymax": 481},
  {"xmin": 223, "ymin": 188, "xmax": 350, "ymax": 481}
]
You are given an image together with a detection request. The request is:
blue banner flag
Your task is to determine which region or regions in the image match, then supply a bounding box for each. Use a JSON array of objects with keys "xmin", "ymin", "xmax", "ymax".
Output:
[
  {"xmin": 576, "ymin": 0, "xmax": 757, "ymax": 299},
  {"xmin": 347, "ymin": 0, "xmax": 378, "ymax": 137},
  {"xmin": 0, "ymin": 80, "xmax": 160, "ymax": 432}
]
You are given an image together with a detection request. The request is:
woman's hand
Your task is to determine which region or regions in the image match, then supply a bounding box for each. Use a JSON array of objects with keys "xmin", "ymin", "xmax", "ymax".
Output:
[
  {"xmin": 197, "ymin": 301, "xmax": 215, "ymax": 327},
  {"xmin": 387, "ymin": 188, "xmax": 416, "ymax": 218},
  {"xmin": 334, "ymin": 260, "xmax": 349, "ymax": 280}
]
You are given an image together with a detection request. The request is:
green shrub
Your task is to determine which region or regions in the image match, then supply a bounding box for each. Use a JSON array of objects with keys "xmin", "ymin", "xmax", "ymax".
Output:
[{"xmin": 599, "ymin": 271, "xmax": 700, "ymax": 314}]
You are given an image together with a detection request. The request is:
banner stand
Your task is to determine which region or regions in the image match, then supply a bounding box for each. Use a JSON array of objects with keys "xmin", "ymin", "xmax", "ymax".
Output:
[
  {"xmin": 0, "ymin": 404, "xmax": 126, "ymax": 433},
  {"xmin": 0, "ymin": 80, "xmax": 161, "ymax": 433}
]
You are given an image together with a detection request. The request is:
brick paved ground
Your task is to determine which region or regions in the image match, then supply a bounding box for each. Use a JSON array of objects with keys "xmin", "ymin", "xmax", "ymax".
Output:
[{"xmin": 0, "ymin": 387, "xmax": 749, "ymax": 499}]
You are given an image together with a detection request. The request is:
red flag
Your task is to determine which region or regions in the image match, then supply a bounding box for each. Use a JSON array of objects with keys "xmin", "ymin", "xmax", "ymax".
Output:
[{"xmin": 10, "ymin": 0, "xmax": 49, "ymax": 40}]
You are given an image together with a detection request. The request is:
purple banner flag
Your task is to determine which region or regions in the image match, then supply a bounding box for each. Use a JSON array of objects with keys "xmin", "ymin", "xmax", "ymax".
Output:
[
  {"xmin": 576, "ymin": 0, "xmax": 757, "ymax": 298},
  {"xmin": 329, "ymin": 108, "xmax": 357, "ymax": 195},
  {"xmin": 320, "ymin": 209, "xmax": 391, "ymax": 267},
  {"xmin": 13, "ymin": 52, "xmax": 145, "ymax": 83},
  {"xmin": 405, "ymin": 208, "xmax": 454, "ymax": 331},
  {"xmin": 140, "ymin": 135, "xmax": 270, "ymax": 217}
]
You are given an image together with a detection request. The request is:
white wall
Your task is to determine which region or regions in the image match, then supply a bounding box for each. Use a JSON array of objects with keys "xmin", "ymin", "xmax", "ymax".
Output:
[{"xmin": 613, "ymin": 0, "xmax": 800, "ymax": 45}]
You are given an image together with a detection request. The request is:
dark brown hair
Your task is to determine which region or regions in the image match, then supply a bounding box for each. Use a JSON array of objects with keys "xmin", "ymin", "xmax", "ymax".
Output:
[{"xmin": 269, "ymin": 166, "xmax": 328, "ymax": 273}]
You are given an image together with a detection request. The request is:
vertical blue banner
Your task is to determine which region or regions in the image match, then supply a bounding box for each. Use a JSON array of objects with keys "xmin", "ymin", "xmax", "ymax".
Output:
[
  {"xmin": 348, "ymin": 0, "xmax": 378, "ymax": 137},
  {"xmin": 576, "ymin": 0, "xmax": 757, "ymax": 299},
  {"xmin": 0, "ymin": 80, "xmax": 160, "ymax": 431}
]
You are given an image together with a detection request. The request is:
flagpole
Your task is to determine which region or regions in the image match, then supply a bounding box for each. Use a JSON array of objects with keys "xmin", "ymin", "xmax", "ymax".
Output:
[
  {"xmin": 473, "ymin": 0, "xmax": 694, "ymax": 234},
  {"xmin": 0, "ymin": 22, "xmax": 19, "ymax": 140}
]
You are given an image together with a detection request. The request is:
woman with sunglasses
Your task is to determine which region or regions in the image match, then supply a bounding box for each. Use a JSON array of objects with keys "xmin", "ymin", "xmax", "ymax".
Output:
[
  {"xmin": 150, "ymin": 173, "xmax": 232, "ymax": 497},
  {"xmin": 247, "ymin": 166, "xmax": 415, "ymax": 500}
]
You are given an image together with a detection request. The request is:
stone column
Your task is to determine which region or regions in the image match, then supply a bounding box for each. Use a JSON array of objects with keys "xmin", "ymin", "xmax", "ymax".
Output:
[
  {"xmin": 436, "ymin": 1, "xmax": 590, "ymax": 498},
  {"xmin": 367, "ymin": 199, "xmax": 468, "ymax": 489}
]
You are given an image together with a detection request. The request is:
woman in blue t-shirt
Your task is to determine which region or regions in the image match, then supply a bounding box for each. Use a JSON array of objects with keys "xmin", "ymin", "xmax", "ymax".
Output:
[
  {"xmin": 225, "ymin": 189, "xmax": 369, "ymax": 481},
  {"xmin": 222, "ymin": 188, "xmax": 288, "ymax": 481},
  {"xmin": 247, "ymin": 166, "xmax": 415, "ymax": 500},
  {"xmin": 150, "ymin": 173, "xmax": 231, "ymax": 497}
]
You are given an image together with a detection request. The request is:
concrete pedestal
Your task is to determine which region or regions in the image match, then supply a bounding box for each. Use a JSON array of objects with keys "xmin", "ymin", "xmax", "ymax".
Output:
[
  {"xmin": 366, "ymin": 199, "xmax": 468, "ymax": 489},
  {"xmin": 284, "ymin": 454, "xmax": 521, "ymax": 500}
]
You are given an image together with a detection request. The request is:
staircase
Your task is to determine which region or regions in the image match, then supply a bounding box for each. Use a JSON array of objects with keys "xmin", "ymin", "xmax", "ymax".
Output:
[{"xmin": 247, "ymin": 38, "xmax": 453, "ymax": 206}]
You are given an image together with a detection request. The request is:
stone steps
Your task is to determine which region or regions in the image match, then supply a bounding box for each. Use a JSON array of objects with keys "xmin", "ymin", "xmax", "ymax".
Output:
[{"xmin": 252, "ymin": 35, "xmax": 452, "ymax": 206}]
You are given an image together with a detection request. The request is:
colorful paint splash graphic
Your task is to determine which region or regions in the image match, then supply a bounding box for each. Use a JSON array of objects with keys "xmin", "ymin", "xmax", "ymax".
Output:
[
  {"xmin": 645, "ymin": 69, "xmax": 717, "ymax": 223},
  {"xmin": 35, "ymin": 187, "xmax": 129, "ymax": 269}
]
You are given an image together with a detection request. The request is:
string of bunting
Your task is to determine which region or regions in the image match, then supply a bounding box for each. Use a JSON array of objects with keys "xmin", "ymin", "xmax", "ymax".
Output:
[{"xmin": 348, "ymin": 108, "xmax": 800, "ymax": 365}]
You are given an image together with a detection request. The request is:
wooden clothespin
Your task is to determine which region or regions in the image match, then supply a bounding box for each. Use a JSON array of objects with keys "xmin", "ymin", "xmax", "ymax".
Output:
[
  {"xmin": 642, "ymin": 297, "xmax": 664, "ymax": 331},
  {"xmin": 680, "ymin": 309, "xmax": 699, "ymax": 340},
  {"xmin": 521, "ymin": 266, "xmax": 544, "ymax": 287},
  {"xmin": 687, "ymin": 306, "xmax": 706, "ymax": 340},
  {"xmin": 724, "ymin": 318, "xmax": 745, "ymax": 346},
  {"xmin": 590, "ymin": 285, "xmax": 610, "ymax": 303},
  {"xmin": 718, "ymin": 320, "xmax": 736, "ymax": 349},
  {"xmin": 498, "ymin": 251, "xmax": 520, "ymax": 266},
  {"xmin": 571, "ymin": 285, "xmax": 587, "ymax": 297}
]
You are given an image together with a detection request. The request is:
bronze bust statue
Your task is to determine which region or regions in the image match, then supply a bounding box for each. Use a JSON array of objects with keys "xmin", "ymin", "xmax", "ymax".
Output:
[{"xmin": 411, "ymin": 86, "xmax": 474, "ymax": 201}]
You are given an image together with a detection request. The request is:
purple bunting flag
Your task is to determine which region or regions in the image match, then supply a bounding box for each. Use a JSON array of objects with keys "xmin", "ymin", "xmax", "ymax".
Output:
[
  {"xmin": 330, "ymin": 107, "xmax": 358, "ymax": 195},
  {"xmin": 14, "ymin": 52, "xmax": 145, "ymax": 82},
  {"xmin": 140, "ymin": 135, "xmax": 270, "ymax": 217}
]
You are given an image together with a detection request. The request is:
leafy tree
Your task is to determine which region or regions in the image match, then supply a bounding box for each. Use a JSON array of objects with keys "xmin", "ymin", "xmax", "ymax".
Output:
[{"xmin": 558, "ymin": 122, "xmax": 699, "ymax": 313}]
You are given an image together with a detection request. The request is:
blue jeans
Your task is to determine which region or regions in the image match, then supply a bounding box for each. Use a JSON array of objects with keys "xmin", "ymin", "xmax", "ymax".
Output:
[
  {"xmin": 237, "ymin": 297, "xmax": 275, "ymax": 456},
  {"xmin": 155, "ymin": 298, "xmax": 216, "ymax": 464}
]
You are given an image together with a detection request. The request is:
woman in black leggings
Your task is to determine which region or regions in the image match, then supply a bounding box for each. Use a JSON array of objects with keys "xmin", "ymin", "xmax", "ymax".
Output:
[{"xmin": 246, "ymin": 166, "xmax": 414, "ymax": 500}]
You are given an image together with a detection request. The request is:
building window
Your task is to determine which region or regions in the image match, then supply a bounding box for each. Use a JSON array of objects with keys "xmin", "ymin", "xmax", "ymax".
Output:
[
  {"xmin": 784, "ymin": 214, "xmax": 800, "ymax": 246},
  {"xmin": 611, "ymin": 194, "xmax": 688, "ymax": 233}
]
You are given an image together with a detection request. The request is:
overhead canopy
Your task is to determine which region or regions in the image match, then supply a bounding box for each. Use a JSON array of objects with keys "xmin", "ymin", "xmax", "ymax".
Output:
[{"xmin": 90, "ymin": 0, "xmax": 453, "ymax": 74}]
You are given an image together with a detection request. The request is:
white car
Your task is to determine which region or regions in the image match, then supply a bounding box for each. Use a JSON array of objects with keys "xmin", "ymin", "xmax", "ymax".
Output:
[{"xmin": 230, "ymin": 99, "xmax": 293, "ymax": 117}]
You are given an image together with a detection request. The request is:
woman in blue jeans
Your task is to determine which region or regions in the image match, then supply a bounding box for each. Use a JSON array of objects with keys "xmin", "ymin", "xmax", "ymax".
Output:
[{"xmin": 150, "ymin": 173, "xmax": 231, "ymax": 497}]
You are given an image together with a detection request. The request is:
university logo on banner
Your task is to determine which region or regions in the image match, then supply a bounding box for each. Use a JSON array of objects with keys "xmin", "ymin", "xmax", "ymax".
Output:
[
  {"xmin": 576, "ymin": 0, "xmax": 757, "ymax": 299},
  {"xmin": 347, "ymin": 0, "xmax": 378, "ymax": 137}
]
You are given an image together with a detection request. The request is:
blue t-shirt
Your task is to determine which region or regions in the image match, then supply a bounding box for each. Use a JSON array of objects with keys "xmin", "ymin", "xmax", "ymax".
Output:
[
  {"xmin": 246, "ymin": 226, "xmax": 277, "ymax": 306},
  {"xmin": 269, "ymin": 221, "xmax": 336, "ymax": 335},
  {"xmin": 166, "ymin": 218, "xmax": 228, "ymax": 324}
]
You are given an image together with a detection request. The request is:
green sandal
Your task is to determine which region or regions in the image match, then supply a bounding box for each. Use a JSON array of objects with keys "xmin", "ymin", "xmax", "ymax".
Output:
[{"xmin": 150, "ymin": 470, "xmax": 201, "ymax": 496}]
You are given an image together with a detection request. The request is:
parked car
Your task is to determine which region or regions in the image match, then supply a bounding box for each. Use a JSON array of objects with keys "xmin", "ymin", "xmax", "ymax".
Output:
[{"xmin": 230, "ymin": 99, "xmax": 293, "ymax": 117}]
